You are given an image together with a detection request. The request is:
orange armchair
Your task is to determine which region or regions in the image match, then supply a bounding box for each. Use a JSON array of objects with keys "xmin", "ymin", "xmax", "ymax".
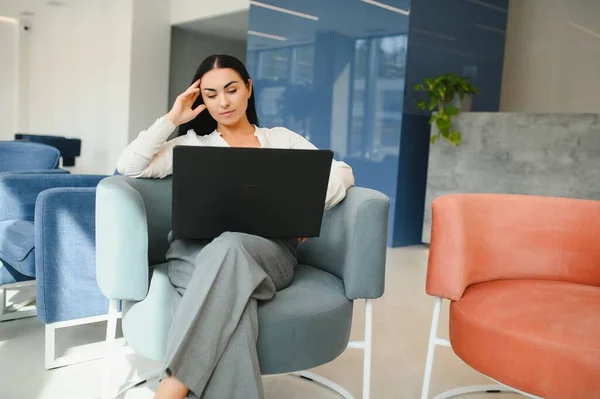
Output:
[{"xmin": 421, "ymin": 194, "xmax": 600, "ymax": 399}]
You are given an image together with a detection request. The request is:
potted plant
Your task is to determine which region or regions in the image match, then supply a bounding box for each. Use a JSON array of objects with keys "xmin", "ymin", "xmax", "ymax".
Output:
[{"xmin": 413, "ymin": 73, "xmax": 479, "ymax": 146}]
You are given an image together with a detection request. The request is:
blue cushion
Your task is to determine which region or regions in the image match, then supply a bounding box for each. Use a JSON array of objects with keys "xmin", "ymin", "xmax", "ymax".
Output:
[{"xmin": 0, "ymin": 220, "xmax": 36, "ymax": 277}]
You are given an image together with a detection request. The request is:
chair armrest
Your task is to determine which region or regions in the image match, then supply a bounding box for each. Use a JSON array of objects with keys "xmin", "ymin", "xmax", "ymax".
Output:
[
  {"xmin": 426, "ymin": 194, "xmax": 600, "ymax": 301},
  {"xmin": 0, "ymin": 173, "xmax": 105, "ymax": 221},
  {"xmin": 96, "ymin": 176, "xmax": 173, "ymax": 301},
  {"xmin": 34, "ymin": 187, "xmax": 109, "ymax": 323},
  {"xmin": 298, "ymin": 187, "xmax": 390, "ymax": 300}
]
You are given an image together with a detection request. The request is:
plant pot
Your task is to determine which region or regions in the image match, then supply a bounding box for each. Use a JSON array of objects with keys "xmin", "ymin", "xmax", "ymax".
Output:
[{"xmin": 450, "ymin": 93, "xmax": 472, "ymax": 112}]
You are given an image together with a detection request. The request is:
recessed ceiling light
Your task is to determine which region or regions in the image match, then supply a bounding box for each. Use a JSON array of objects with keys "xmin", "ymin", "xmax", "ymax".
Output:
[
  {"xmin": 473, "ymin": 23, "xmax": 505, "ymax": 35},
  {"xmin": 361, "ymin": 0, "xmax": 410, "ymax": 16},
  {"xmin": 410, "ymin": 28, "xmax": 456, "ymax": 41},
  {"xmin": 0, "ymin": 16, "xmax": 18, "ymax": 24},
  {"xmin": 47, "ymin": 1, "xmax": 65, "ymax": 6},
  {"xmin": 248, "ymin": 30, "xmax": 287, "ymax": 41},
  {"xmin": 467, "ymin": 0, "xmax": 507, "ymax": 13},
  {"xmin": 250, "ymin": 1, "xmax": 319, "ymax": 21},
  {"xmin": 20, "ymin": 11, "xmax": 35, "ymax": 16},
  {"xmin": 568, "ymin": 22, "xmax": 600, "ymax": 40}
]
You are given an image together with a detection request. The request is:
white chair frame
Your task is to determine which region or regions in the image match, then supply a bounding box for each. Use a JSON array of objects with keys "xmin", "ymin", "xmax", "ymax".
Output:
[
  {"xmin": 102, "ymin": 298, "xmax": 374, "ymax": 399},
  {"xmin": 0, "ymin": 280, "xmax": 37, "ymax": 322},
  {"xmin": 421, "ymin": 297, "xmax": 544, "ymax": 399}
]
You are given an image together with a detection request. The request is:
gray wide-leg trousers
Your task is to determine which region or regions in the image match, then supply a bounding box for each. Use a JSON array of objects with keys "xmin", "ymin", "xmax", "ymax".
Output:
[{"xmin": 162, "ymin": 231, "xmax": 298, "ymax": 399}]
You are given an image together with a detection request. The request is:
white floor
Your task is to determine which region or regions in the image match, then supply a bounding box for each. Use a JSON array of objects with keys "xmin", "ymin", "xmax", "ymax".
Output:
[{"xmin": 0, "ymin": 246, "xmax": 523, "ymax": 399}]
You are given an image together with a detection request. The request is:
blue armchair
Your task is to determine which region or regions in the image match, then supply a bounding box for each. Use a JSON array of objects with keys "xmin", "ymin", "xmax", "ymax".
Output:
[
  {"xmin": 33, "ymin": 178, "xmax": 122, "ymax": 369},
  {"xmin": 96, "ymin": 176, "xmax": 390, "ymax": 399},
  {"xmin": 0, "ymin": 174, "xmax": 104, "ymax": 330}
]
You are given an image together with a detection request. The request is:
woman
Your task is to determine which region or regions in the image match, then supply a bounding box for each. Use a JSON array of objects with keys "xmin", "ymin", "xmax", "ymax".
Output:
[{"xmin": 116, "ymin": 54, "xmax": 354, "ymax": 399}]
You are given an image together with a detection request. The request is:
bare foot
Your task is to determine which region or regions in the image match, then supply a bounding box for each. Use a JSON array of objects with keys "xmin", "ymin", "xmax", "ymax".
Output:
[{"xmin": 154, "ymin": 375, "xmax": 189, "ymax": 399}]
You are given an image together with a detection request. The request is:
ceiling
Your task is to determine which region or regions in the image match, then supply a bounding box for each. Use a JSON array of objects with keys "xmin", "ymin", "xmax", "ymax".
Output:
[
  {"xmin": 176, "ymin": 10, "xmax": 249, "ymax": 42},
  {"xmin": 175, "ymin": 0, "xmax": 412, "ymax": 51},
  {"xmin": 245, "ymin": 0, "xmax": 410, "ymax": 51}
]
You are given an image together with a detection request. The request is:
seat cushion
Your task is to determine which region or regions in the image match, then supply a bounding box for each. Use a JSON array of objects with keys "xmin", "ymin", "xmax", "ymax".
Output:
[
  {"xmin": 450, "ymin": 280, "xmax": 600, "ymax": 399},
  {"xmin": 257, "ymin": 265, "xmax": 353, "ymax": 374},
  {"xmin": 122, "ymin": 264, "xmax": 353, "ymax": 374},
  {"xmin": 0, "ymin": 220, "xmax": 36, "ymax": 277}
]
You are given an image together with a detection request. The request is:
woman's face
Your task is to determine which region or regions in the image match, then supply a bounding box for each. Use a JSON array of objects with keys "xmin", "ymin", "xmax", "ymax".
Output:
[{"xmin": 200, "ymin": 68, "xmax": 252, "ymax": 128}]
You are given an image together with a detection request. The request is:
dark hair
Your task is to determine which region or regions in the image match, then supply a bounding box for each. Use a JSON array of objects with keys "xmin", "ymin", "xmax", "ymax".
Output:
[{"xmin": 178, "ymin": 54, "xmax": 259, "ymax": 136}]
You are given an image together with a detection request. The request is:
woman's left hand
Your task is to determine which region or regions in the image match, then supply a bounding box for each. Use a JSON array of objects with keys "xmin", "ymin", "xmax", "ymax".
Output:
[{"xmin": 298, "ymin": 237, "xmax": 307, "ymax": 243}]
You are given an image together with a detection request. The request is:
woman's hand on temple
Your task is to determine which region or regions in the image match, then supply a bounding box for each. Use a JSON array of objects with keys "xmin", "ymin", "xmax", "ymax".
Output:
[{"xmin": 166, "ymin": 79, "xmax": 206, "ymax": 126}]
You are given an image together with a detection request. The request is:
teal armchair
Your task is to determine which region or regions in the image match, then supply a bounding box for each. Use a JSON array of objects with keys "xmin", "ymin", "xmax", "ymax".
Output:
[{"xmin": 95, "ymin": 176, "xmax": 389, "ymax": 399}]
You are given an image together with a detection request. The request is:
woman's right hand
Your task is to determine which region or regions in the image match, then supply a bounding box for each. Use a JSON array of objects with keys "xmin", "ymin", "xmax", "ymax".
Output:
[{"xmin": 166, "ymin": 79, "xmax": 207, "ymax": 126}]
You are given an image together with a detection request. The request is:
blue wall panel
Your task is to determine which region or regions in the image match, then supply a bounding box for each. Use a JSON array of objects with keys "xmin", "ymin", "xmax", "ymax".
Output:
[
  {"xmin": 393, "ymin": 0, "xmax": 509, "ymax": 246},
  {"xmin": 246, "ymin": 0, "xmax": 508, "ymax": 246}
]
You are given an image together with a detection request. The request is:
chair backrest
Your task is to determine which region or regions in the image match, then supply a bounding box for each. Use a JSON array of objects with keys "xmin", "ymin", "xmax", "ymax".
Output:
[
  {"xmin": 0, "ymin": 141, "xmax": 60, "ymax": 172},
  {"xmin": 14, "ymin": 134, "xmax": 82, "ymax": 167},
  {"xmin": 427, "ymin": 193, "xmax": 600, "ymax": 301},
  {"xmin": 123, "ymin": 177, "xmax": 173, "ymax": 266}
]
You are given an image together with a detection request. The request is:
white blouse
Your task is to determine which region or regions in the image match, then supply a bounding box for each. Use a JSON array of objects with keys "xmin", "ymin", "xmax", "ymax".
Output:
[{"xmin": 116, "ymin": 117, "xmax": 355, "ymax": 210}]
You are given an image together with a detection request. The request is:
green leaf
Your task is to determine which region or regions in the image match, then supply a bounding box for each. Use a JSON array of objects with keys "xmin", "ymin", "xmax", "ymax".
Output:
[
  {"xmin": 428, "ymin": 114, "xmax": 436, "ymax": 124},
  {"xmin": 413, "ymin": 83, "xmax": 424, "ymax": 91},
  {"xmin": 448, "ymin": 131, "xmax": 462, "ymax": 146},
  {"xmin": 437, "ymin": 87, "xmax": 446, "ymax": 100},
  {"xmin": 445, "ymin": 106, "xmax": 459, "ymax": 116},
  {"xmin": 428, "ymin": 98, "xmax": 438, "ymax": 111},
  {"xmin": 435, "ymin": 118, "xmax": 451, "ymax": 133},
  {"xmin": 416, "ymin": 101, "xmax": 426, "ymax": 110},
  {"xmin": 430, "ymin": 134, "xmax": 439, "ymax": 144},
  {"xmin": 438, "ymin": 113, "xmax": 451, "ymax": 123}
]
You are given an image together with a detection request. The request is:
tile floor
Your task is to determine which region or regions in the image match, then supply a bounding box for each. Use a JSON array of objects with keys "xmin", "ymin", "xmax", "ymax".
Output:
[{"xmin": 0, "ymin": 246, "xmax": 522, "ymax": 399}]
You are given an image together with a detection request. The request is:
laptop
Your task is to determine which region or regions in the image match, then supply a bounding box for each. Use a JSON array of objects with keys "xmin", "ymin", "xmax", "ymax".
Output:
[{"xmin": 171, "ymin": 146, "xmax": 333, "ymax": 240}]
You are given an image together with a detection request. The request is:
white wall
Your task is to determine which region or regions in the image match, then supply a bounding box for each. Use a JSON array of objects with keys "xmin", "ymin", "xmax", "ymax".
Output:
[
  {"xmin": 0, "ymin": 20, "xmax": 17, "ymax": 140},
  {"xmin": 128, "ymin": 0, "xmax": 172, "ymax": 142},
  {"xmin": 16, "ymin": 18, "xmax": 31, "ymax": 133},
  {"xmin": 18, "ymin": 0, "xmax": 171, "ymax": 174},
  {"xmin": 501, "ymin": 0, "xmax": 600, "ymax": 112},
  {"xmin": 24, "ymin": 1, "xmax": 133, "ymax": 174},
  {"xmin": 171, "ymin": 0, "xmax": 249, "ymax": 25},
  {"xmin": 168, "ymin": 28, "xmax": 247, "ymax": 109}
]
